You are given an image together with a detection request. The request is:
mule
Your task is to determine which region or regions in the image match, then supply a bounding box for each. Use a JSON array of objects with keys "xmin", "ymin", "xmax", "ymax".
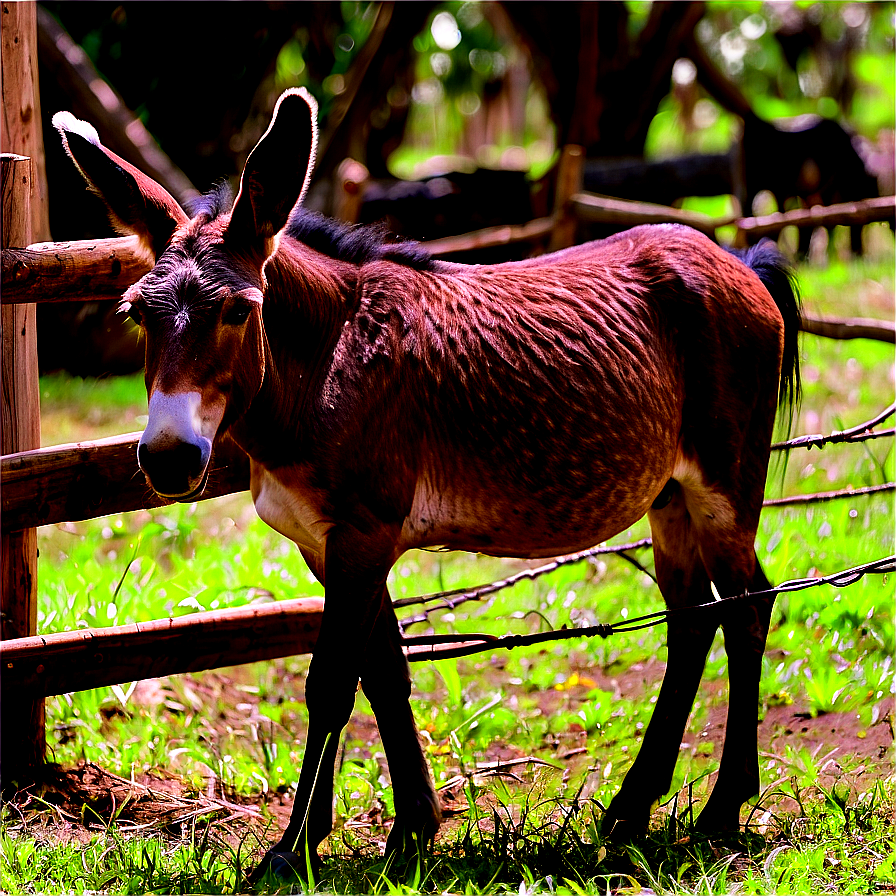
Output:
[{"xmin": 54, "ymin": 88, "xmax": 800, "ymax": 878}]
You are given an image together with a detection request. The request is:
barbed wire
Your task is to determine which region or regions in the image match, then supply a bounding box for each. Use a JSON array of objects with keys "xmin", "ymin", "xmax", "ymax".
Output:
[
  {"xmin": 772, "ymin": 402, "xmax": 895, "ymax": 451},
  {"xmin": 394, "ymin": 538, "xmax": 652, "ymax": 631},
  {"xmin": 396, "ymin": 481, "xmax": 893, "ymax": 630},
  {"xmin": 763, "ymin": 481, "xmax": 894, "ymax": 507},
  {"xmin": 403, "ymin": 555, "xmax": 895, "ymax": 662},
  {"xmin": 395, "ymin": 406, "xmax": 894, "ymax": 633}
]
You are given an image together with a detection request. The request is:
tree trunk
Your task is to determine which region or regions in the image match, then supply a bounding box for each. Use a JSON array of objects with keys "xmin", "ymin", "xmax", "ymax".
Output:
[{"xmin": 505, "ymin": 1, "xmax": 705, "ymax": 158}]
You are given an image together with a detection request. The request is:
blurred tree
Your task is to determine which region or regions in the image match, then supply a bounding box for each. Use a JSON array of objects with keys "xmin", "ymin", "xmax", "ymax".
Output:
[{"xmin": 504, "ymin": 2, "xmax": 706, "ymax": 158}]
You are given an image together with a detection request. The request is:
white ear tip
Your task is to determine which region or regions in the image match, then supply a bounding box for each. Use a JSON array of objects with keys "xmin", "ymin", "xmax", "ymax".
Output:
[
  {"xmin": 52, "ymin": 111, "xmax": 100, "ymax": 146},
  {"xmin": 275, "ymin": 87, "xmax": 318, "ymax": 117}
]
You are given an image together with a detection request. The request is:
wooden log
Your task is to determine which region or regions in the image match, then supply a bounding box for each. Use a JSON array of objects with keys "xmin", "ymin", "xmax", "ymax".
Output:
[
  {"xmin": 1, "ymin": 236, "xmax": 151, "ymax": 305},
  {"xmin": 426, "ymin": 215, "xmax": 556, "ymax": 258},
  {"xmin": 1, "ymin": 152, "xmax": 44, "ymax": 779},
  {"xmin": 0, "ymin": 598, "xmax": 324, "ymax": 698},
  {"xmin": 570, "ymin": 191, "xmax": 725, "ymax": 237},
  {"xmin": 549, "ymin": 145, "xmax": 585, "ymax": 251},
  {"xmin": 36, "ymin": 5, "xmax": 197, "ymax": 205},
  {"xmin": 0, "ymin": 2, "xmax": 50, "ymax": 241},
  {"xmin": 1, "ymin": 432, "xmax": 250, "ymax": 532},
  {"xmin": 736, "ymin": 196, "xmax": 896, "ymax": 239},
  {"xmin": 800, "ymin": 314, "xmax": 896, "ymax": 344}
]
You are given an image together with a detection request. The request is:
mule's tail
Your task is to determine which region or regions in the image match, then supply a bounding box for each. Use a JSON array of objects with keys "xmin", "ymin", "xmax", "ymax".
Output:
[{"xmin": 731, "ymin": 240, "xmax": 802, "ymax": 431}]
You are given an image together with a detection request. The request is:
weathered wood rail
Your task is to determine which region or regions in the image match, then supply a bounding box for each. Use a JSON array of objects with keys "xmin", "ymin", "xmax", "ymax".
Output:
[
  {"xmin": 3, "ymin": 598, "xmax": 324, "ymax": 697},
  {"xmin": 1, "ymin": 432, "xmax": 250, "ymax": 531},
  {"xmin": 1, "ymin": 235, "xmax": 152, "ymax": 305}
]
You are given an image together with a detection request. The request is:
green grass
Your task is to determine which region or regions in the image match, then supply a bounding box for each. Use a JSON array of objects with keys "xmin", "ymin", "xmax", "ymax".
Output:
[{"xmin": 3, "ymin": 251, "xmax": 894, "ymax": 893}]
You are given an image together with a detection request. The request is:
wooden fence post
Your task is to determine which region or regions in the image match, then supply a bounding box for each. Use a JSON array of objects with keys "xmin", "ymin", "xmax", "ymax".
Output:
[
  {"xmin": 1, "ymin": 154, "xmax": 44, "ymax": 784},
  {"xmin": 549, "ymin": 145, "xmax": 585, "ymax": 252},
  {"xmin": 1, "ymin": 0, "xmax": 51, "ymax": 786},
  {"xmin": 1, "ymin": 1, "xmax": 50, "ymax": 241}
]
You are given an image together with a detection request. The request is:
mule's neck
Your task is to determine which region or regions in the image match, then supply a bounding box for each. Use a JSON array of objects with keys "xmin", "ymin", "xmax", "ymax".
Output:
[{"xmin": 232, "ymin": 237, "xmax": 360, "ymax": 463}]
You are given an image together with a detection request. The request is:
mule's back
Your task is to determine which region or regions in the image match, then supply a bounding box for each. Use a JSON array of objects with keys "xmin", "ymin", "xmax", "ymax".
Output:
[{"xmin": 327, "ymin": 225, "xmax": 788, "ymax": 558}]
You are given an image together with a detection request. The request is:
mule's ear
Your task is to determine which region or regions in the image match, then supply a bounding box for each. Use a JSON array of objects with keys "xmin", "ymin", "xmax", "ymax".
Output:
[
  {"xmin": 227, "ymin": 88, "xmax": 318, "ymax": 252},
  {"xmin": 53, "ymin": 111, "xmax": 188, "ymax": 259}
]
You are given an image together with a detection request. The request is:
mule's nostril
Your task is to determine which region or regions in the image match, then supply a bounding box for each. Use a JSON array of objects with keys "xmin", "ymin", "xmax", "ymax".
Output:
[{"xmin": 138, "ymin": 437, "xmax": 210, "ymax": 497}]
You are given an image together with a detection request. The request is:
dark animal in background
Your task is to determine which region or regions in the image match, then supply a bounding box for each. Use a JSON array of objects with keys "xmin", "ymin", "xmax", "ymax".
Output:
[
  {"xmin": 742, "ymin": 115, "xmax": 879, "ymax": 254},
  {"xmin": 583, "ymin": 115, "xmax": 878, "ymax": 255},
  {"xmin": 55, "ymin": 89, "xmax": 800, "ymax": 879},
  {"xmin": 583, "ymin": 152, "xmax": 734, "ymax": 208},
  {"xmin": 359, "ymin": 168, "xmax": 534, "ymax": 262}
]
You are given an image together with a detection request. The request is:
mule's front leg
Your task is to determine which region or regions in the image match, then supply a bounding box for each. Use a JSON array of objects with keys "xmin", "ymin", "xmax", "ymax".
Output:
[
  {"xmin": 253, "ymin": 525, "xmax": 395, "ymax": 881},
  {"xmin": 360, "ymin": 595, "xmax": 441, "ymax": 863}
]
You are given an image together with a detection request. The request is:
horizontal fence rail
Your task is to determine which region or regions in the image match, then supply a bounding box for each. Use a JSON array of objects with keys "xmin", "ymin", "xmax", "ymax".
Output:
[
  {"xmin": 1, "ymin": 235, "xmax": 152, "ymax": 304},
  {"xmin": 5, "ymin": 197, "xmax": 893, "ymax": 284},
  {"xmin": 2, "ymin": 404, "xmax": 893, "ymax": 699},
  {"xmin": 3, "ymin": 504, "xmax": 893, "ymax": 697},
  {"xmin": 735, "ymin": 195, "xmax": 896, "ymax": 241},
  {"xmin": 1, "ymin": 597, "xmax": 323, "ymax": 697},
  {"xmin": 1, "ymin": 433, "xmax": 249, "ymax": 531},
  {"xmin": 799, "ymin": 314, "xmax": 895, "ymax": 344}
]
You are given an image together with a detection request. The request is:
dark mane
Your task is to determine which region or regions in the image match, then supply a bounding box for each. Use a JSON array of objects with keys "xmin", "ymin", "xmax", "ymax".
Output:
[
  {"xmin": 186, "ymin": 184, "xmax": 435, "ymax": 271},
  {"xmin": 286, "ymin": 208, "xmax": 436, "ymax": 271}
]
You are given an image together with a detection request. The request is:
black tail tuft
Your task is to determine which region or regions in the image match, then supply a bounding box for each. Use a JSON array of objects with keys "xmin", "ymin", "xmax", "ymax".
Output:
[{"xmin": 730, "ymin": 240, "xmax": 802, "ymax": 431}]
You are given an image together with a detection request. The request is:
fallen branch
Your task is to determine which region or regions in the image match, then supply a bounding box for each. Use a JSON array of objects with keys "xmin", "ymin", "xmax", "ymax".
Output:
[{"xmin": 800, "ymin": 314, "xmax": 895, "ymax": 344}]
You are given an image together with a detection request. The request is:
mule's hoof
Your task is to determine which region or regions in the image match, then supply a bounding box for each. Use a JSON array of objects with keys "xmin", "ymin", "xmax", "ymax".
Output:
[
  {"xmin": 384, "ymin": 823, "xmax": 436, "ymax": 871},
  {"xmin": 694, "ymin": 804, "xmax": 741, "ymax": 835},
  {"xmin": 247, "ymin": 849, "xmax": 319, "ymax": 885}
]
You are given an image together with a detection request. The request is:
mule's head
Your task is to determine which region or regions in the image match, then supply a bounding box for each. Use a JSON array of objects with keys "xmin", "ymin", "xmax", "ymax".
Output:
[{"xmin": 55, "ymin": 90, "xmax": 318, "ymax": 498}]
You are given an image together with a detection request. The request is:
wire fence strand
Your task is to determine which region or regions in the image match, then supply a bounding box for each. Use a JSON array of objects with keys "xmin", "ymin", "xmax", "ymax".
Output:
[
  {"xmin": 771, "ymin": 402, "xmax": 895, "ymax": 451},
  {"xmin": 403, "ymin": 555, "xmax": 895, "ymax": 662},
  {"xmin": 395, "ymin": 405, "xmax": 894, "ymax": 633}
]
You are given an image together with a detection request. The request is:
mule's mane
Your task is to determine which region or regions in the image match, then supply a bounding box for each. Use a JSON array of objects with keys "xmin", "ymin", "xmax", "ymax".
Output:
[{"xmin": 187, "ymin": 182, "xmax": 436, "ymax": 271}]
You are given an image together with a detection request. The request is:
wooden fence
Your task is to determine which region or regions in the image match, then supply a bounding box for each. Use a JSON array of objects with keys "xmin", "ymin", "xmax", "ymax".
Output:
[{"xmin": 1, "ymin": 135, "xmax": 894, "ymax": 782}]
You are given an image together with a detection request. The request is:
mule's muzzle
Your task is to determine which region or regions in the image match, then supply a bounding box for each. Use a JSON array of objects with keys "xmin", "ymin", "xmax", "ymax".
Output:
[
  {"xmin": 138, "ymin": 437, "xmax": 211, "ymax": 498},
  {"xmin": 138, "ymin": 391, "xmax": 213, "ymax": 499}
]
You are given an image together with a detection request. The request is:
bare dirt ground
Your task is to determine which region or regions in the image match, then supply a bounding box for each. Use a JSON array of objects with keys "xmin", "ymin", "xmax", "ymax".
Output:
[{"xmin": 8, "ymin": 657, "xmax": 894, "ymax": 856}]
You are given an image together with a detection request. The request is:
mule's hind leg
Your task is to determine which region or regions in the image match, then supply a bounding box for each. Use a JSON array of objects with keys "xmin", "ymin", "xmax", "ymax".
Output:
[
  {"xmin": 360, "ymin": 594, "xmax": 441, "ymax": 861},
  {"xmin": 603, "ymin": 482, "xmax": 719, "ymax": 835},
  {"xmin": 695, "ymin": 554, "xmax": 774, "ymax": 831},
  {"xmin": 671, "ymin": 451, "xmax": 775, "ymax": 832}
]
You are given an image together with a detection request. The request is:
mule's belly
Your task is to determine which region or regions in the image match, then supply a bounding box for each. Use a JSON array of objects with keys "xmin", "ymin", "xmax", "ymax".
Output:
[
  {"xmin": 401, "ymin": 463, "xmax": 670, "ymax": 559},
  {"xmin": 250, "ymin": 462, "xmax": 332, "ymax": 561}
]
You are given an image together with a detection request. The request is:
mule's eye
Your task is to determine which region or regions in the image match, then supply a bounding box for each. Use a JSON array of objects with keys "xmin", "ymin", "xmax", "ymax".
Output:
[{"xmin": 223, "ymin": 302, "xmax": 252, "ymax": 326}]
